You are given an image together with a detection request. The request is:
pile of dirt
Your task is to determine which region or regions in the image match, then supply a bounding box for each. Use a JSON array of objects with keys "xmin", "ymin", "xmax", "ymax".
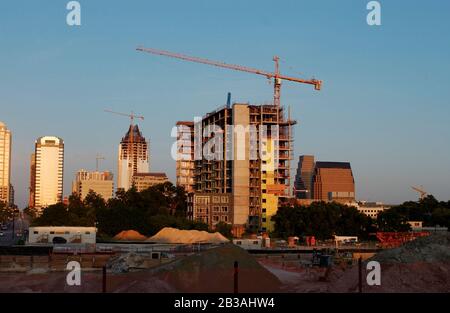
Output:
[
  {"xmin": 113, "ymin": 230, "xmax": 147, "ymax": 241},
  {"xmin": 154, "ymin": 244, "xmax": 282, "ymax": 293},
  {"xmin": 371, "ymin": 232, "xmax": 450, "ymax": 263},
  {"xmin": 148, "ymin": 227, "xmax": 229, "ymax": 244}
]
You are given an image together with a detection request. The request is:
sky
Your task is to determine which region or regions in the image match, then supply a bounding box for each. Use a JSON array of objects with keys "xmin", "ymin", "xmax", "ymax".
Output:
[{"xmin": 1, "ymin": 0, "xmax": 449, "ymax": 208}]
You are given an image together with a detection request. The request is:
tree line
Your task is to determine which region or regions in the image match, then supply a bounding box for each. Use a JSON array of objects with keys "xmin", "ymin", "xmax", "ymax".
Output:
[
  {"xmin": 272, "ymin": 195, "xmax": 450, "ymax": 240},
  {"xmin": 26, "ymin": 182, "xmax": 210, "ymax": 239}
]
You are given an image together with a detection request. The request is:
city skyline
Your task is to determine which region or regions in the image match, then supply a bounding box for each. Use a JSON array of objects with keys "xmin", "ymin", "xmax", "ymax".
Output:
[{"xmin": 1, "ymin": 1, "xmax": 450, "ymax": 207}]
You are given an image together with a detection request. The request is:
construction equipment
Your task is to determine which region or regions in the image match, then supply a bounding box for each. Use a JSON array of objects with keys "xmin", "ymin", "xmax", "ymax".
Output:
[
  {"xmin": 411, "ymin": 185, "xmax": 428, "ymax": 200},
  {"xmin": 95, "ymin": 154, "xmax": 105, "ymax": 171},
  {"xmin": 136, "ymin": 47, "xmax": 322, "ymax": 108},
  {"xmin": 104, "ymin": 110, "xmax": 144, "ymax": 125},
  {"xmin": 375, "ymin": 232, "xmax": 430, "ymax": 249},
  {"xmin": 104, "ymin": 110, "xmax": 145, "ymax": 178}
]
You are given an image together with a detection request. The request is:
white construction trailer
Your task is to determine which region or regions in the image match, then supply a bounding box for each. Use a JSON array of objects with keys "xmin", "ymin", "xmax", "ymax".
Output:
[{"xmin": 28, "ymin": 226, "xmax": 96, "ymax": 244}]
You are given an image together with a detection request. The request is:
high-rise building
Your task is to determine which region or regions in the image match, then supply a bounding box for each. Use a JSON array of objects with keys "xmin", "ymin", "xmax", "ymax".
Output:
[
  {"xmin": 117, "ymin": 125, "xmax": 149, "ymax": 191},
  {"xmin": 185, "ymin": 103, "xmax": 295, "ymax": 234},
  {"xmin": 29, "ymin": 153, "xmax": 36, "ymax": 208},
  {"xmin": 33, "ymin": 136, "xmax": 64, "ymax": 210},
  {"xmin": 294, "ymin": 155, "xmax": 315, "ymax": 199},
  {"xmin": 72, "ymin": 169, "xmax": 114, "ymax": 201},
  {"xmin": 311, "ymin": 162, "xmax": 355, "ymax": 203},
  {"xmin": 9, "ymin": 184, "xmax": 14, "ymax": 207},
  {"xmin": 175, "ymin": 121, "xmax": 195, "ymax": 193},
  {"xmin": 0, "ymin": 122, "xmax": 11, "ymax": 205},
  {"xmin": 132, "ymin": 172, "xmax": 169, "ymax": 192}
]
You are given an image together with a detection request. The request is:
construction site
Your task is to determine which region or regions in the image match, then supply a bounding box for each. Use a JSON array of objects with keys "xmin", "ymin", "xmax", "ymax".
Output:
[{"xmin": 0, "ymin": 227, "xmax": 449, "ymax": 293}]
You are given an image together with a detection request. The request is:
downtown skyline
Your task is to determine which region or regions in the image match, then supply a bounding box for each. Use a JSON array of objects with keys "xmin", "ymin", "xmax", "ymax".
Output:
[{"xmin": 1, "ymin": 0, "xmax": 450, "ymax": 207}]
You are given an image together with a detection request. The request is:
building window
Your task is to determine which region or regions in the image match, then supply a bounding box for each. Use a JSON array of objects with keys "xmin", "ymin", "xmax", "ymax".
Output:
[{"xmin": 221, "ymin": 206, "xmax": 228, "ymax": 212}]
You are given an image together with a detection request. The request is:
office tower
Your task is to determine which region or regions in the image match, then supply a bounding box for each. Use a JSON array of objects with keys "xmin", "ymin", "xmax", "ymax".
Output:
[
  {"xmin": 0, "ymin": 122, "xmax": 11, "ymax": 205},
  {"xmin": 34, "ymin": 136, "xmax": 64, "ymax": 210},
  {"xmin": 72, "ymin": 169, "xmax": 114, "ymax": 201},
  {"xmin": 294, "ymin": 155, "xmax": 315, "ymax": 199},
  {"xmin": 186, "ymin": 103, "xmax": 295, "ymax": 234},
  {"xmin": 175, "ymin": 121, "xmax": 195, "ymax": 193},
  {"xmin": 132, "ymin": 172, "xmax": 169, "ymax": 192},
  {"xmin": 9, "ymin": 184, "xmax": 14, "ymax": 206},
  {"xmin": 311, "ymin": 162, "xmax": 355, "ymax": 203},
  {"xmin": 117, "ymin": 124, "xmax": 149, "ymax": 191},
  {"xmin": 29, "ymin": 153, "xmax": 36, "ymax": 208}
]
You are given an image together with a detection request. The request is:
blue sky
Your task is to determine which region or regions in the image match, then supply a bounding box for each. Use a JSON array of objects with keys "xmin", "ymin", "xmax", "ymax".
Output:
[{"xmin": 1, "ymin": 0, "xmax": 449, "ymax": 207}]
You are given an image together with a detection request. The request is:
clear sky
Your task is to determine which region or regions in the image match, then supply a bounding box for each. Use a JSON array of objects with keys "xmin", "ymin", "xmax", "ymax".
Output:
[{"xmin": 1, "ymin": 0, "xmax": 449, "ymax": 208}]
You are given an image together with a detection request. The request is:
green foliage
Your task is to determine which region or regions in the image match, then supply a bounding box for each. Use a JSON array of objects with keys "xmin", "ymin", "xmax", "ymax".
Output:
[
  {"xmin": 32, "ymin": 182, "xmax": 205, "ymax": 237},
  {"xmin": 0, "ymin": 201, "xmax": 14, "ymax": 224},
  {"xmin": 215, "ymin": 221, "xmax": 233, "ymax": 239},
  {"xmin": 272, "ymin": 202, "xmax": 375, "ymax": 240},
  {"xmin": 376, "ymin": 209, "xmax": 411, "ymax": 232},
  {"xmin": 379, "ymin": 195, "xmax": 450, "ymax": 230},
  {"xmin": 23, "ymin": 206, "xmax": 39, "ymax": 221}
]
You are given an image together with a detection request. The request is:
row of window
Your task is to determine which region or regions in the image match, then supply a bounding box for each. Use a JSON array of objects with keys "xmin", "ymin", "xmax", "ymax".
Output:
[{"xmin": 33, "ymin": 231, "xmax": 91, "ymax": 235}]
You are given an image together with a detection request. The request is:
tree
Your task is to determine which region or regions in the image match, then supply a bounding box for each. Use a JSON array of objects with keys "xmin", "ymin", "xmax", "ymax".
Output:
[
  {"xmin": 376, "ymin": 209, "xmax": 411, "ymax": 232},
  {"xmin": 215, "ymin": 222, "xmax": 233, "ymax": 239},
  {"xmin": 23, "ymin": 206, "xmax": 39, "ymax": 221},
  {"xmin": 0, "ymin": 201, "xmax": 14, "ymax": 224},
  {"xmin": 272, "ymin": 202, "xmax": 374, "ymax": 240}
]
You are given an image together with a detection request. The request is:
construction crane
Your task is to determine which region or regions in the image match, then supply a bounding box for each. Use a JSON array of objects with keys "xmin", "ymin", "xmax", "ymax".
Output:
[
  {"xmin": 411, "ymin": 185, "xmax": 428, "ymax": 200},
  {"xmin": 136, "ymin": 47, "xmax": 322, "ymax": 108},
  {"xmin": 95, "ymin": 154, "xmax": 105, "ymax": 172},
  {"xmin": 104, "ymin": 110, "xmax": 145, "ymax": 176},
  {"xmin": 104, "ymin": 109, "xmax": 144, "ymax": 126}
]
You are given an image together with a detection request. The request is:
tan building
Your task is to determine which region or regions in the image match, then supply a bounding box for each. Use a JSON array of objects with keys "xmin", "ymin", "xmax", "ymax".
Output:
[
  {"xmin": 118, "ymin": 124, "xmax": 149, "ymax": 191},
  {"xmin": 0, "ymin": 122, "xmax": 11, "ymax": 205},
  {"xmin": 33, "ymin": 136, "xmax": 64, "ymax": 210},
  {"xmin": 29, "ymin": 153, "xmax": 36, "ymax": 208},
  {"xmin": 187, "ymin": 193, "xmax": 233, "ymax": 227},
  {"xmin": 186, "ymin": 103, "xmax": 295, "ymax": 233},
  {"xmin": 294, "ymin": 155, "xmax": 315, "ymax": 199},
  {"xmin": 356, "ymin": 201, "xmax": 389, "ymax": 219},
  {"xmin": 175, "ymin": 121, "xmax": 195, "ymax": 193},
  {"xmin": 311, "ymin": 162, "xmax": 355, "ymax": 203},
  {"xmin": 72, "ymin": 169, "xmax": 114, "ymax": 201},
  {"xmin": 132, "ymin": 172, "xmax": 169, "ymax": 192}
]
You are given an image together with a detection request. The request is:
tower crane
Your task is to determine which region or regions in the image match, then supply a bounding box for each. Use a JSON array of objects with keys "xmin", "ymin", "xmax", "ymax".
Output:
[
  {"xmin": 104, "ymin": 110, "xmax": 145, "ymax": 175},
  {"xmin": 136, "ymin": 47, "xmax": 322, "ymax": 108},
  {"xmin": 104, "ymin": 110, "xmax": 144, "ymax": 126},
  {"xmin": 95, "ymin": 154, "xmax": 105, "ymax": 172},
  {"xmin": 411, "ymin": 185, "xmax": 428, "ymax": 200}
]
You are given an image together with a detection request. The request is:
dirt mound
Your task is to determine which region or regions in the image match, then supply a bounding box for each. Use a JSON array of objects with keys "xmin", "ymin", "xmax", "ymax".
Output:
[
  {"xmin": 114, "ymin": 230, "xmax": 147, "ymax": 241},
  {"xmin": 148, "ymin": 227, "xmax": 229, "ymax": 244},
  {"xmin": 154, "ymin": 244, "xmax": 281, "ymax": 293},
  {"xmin": 372, "ymin": 232, "xmax": 450, "ymax": 264}
]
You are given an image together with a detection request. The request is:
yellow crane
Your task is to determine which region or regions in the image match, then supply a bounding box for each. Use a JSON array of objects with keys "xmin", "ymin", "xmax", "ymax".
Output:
[{"xmin": 411, "ymin": 185, "xmax": 428, "ymax": 200}]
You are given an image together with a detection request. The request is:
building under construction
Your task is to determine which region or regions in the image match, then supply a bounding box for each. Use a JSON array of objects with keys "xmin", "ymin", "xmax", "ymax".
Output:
[{"xmin": 178, "ymin": 103, "xmax": 295, "ymax": 235}]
